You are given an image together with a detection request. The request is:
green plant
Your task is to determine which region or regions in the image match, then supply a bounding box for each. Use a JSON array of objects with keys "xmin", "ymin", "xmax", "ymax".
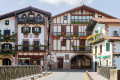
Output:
[
  {"xmin": 23, "ymin": 30, "xmax": 29, "ymax": 35},
  {"xmin": 34, "ymin": 31, "xmax": 39, "ymax": 35},
  {"xmin": 70, "ymin": 34, "xmax": 77, "ymax": 37}
]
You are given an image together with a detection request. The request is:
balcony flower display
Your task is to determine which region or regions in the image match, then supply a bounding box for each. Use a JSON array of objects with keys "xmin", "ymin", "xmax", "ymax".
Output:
[
  {"xmin": 23, "ymin": 30, "xmax": 29, "ymax": 35},
  {"xmin": 86, "ymin": 33, "xmax": 98, "ymax": 40},
  {"xmin": 34, "ymin": 31, "xmax": 39, "ymax": 35}
]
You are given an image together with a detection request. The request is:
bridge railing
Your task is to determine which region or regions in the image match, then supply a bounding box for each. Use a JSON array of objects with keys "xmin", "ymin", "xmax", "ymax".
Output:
[{"xmin": 0, "ymin": 65, "xmax": 42, "ymax": 80}]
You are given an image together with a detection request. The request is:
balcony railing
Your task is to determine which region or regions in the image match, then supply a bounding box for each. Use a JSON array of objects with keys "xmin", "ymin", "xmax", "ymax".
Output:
[
  {"xmin": 71, "ymin": 19, "xmax": 90, "ymax": 24},
  {"xmin": 17, "ymin": 45, "xmax": 47, "ymax": 52},
  {"xmin": 0, "ymin": 49, "xmax": 15, "ymax": 55},
  {"xmin": 52, "ymin": 32, "xmax": 87, "ymax": 37},
  {"xmin": 73, "ymin": 46, "xmax": 91, "ymax": 51},
  {"xmin": 18, "ymin": 18, "xmax": 44, "ymax": 24}
]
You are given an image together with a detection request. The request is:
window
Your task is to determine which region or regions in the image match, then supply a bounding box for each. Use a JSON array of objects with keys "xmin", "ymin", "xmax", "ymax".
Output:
[
  {"xmin": 106, "ymin": 43, "xmax": 110, "ymax": 51},
  {"xmin": 98, "ymin": 16, "xmax": 102, "ymax": 18},
  {"xmin": 32, "ymin": 27, "xmax": 41, "ymax": 33},
  {"xmin": 61, "ymin": 39, "xmax": 66, "ymax": 46},
  {"xmin": 34, "ymin": 41, "xmax": 39, "ymax": 51},
  {"xmin": 106, "ymin": 60, "xmax": 108, "ymax": 66},
  {"xmin": 64, "ymin": 16, "xmax": 67, "ymax": 20},
  {"xmin": 29, "ymin": 14, "xmax": 34, "ymax": 18},
  {"xmin": 23, "ymin": 41, "xmax": 29, "ymax": 51},
  {"xmin": 5, "ymin": 20, "xmax": 9, "ymax": 25},
  {"xmin": 21, "ymin": 27, "xmax": 31, "ymax": 33},
  {"xmin": 100, "ymin": 45, "xmax": 102, "ymax": 53},
  {"xmin": 95, "ymin": 46, "xmax": 97, "ymax": 54}
]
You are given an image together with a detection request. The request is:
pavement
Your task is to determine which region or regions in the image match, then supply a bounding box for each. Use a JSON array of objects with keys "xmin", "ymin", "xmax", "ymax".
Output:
[
  {"xmin": 88, "ymin": 72, "xmax": 108, "ymax": 80},
  {"xmin": 37, "ymin": 69, "xmax": 92, "ymax": 80}
]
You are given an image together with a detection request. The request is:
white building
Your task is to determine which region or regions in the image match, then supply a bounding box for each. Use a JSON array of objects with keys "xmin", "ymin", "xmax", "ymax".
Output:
[
  {"xmin": 0, "ymin": 6, "xmax": 51, "ymax": 69},
  {"xmin": 50, "ymin": 5, "xmax": 116, "ymax": 69},
  {"xmin": 86, "ymin": 18, "xmax": 120, "ymax": 71}
]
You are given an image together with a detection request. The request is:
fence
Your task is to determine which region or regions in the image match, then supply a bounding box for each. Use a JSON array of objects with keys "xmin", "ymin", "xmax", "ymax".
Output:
[
  {"xmin": 97, "ymin": 66, "xmax": 116, "ymax": 79},
  {"xmin": 0, "ymin": 65, "xmax": 42, "ymax": 80}
]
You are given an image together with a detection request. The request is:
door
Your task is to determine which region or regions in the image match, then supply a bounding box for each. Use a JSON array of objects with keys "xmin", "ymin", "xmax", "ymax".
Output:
[
  {"xmin": 23, "ymin": 41, "xmax": 29, "ymax": 51},
  {"xmin": 34, "ymin": 41, "xmax": 39, "ymax": 51},
  {"xmin": 79, "ymin": 39, "xmax": 85, "ymax": 51},
  {"xmin": 95, "ymin": 61, "xmax": 97, "ymax": 72},
  {"xmin": 58, "ymin": 58, "xmax": 63, "ymax": 69},
  {"xmin": 73, "ymin": 26, "xmax": 78, "ymax": 35},
  {"xmin": 61, "ymin": 25, "xmax": 66, "ymax": 35}
]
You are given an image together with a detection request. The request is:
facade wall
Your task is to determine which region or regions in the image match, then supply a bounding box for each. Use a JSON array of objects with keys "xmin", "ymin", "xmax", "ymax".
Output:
[{"xmin": 113, "ymin": 56, "xmax": 120, "ymax": 69}]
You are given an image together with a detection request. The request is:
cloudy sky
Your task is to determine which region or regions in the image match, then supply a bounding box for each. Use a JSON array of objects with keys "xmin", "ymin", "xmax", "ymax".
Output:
[{"xmin": 0, "ymin": 0, "xmax": 119, "ymax": 18}]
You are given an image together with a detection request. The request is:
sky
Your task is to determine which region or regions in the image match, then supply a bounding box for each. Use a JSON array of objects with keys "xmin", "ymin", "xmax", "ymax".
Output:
[{"xmin": 0, "ymin": 0, "xmax": 119, "ymax": 18}]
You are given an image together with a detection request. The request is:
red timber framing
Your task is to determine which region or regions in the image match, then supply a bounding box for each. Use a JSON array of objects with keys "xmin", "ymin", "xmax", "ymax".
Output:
[{"xmin": 50, "ymin": 4, "xmax": 116, "ymax": 52}]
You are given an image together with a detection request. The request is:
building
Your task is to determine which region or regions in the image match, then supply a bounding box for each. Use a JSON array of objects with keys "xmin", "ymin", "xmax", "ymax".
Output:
[
  {"xmin": 86, "ymin": 18, "xmax": 120, "ymax": 71},
  {"xmin": 0, "ymin": 6, "xmax": 51, "ymax": 69},
  {"xmin": 50, "ymin": 5, "xmax": 116, "ymax": 69}
]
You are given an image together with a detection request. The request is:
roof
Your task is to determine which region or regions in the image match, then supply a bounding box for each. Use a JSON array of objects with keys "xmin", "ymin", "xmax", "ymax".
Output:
[
  {"xmin": 0, "ymin": 6, "xmax": 51, "ymax": 20},
  {"xmin": 93, "ymin": 18, "xmax": 120, "ymax": 23},
  {"xmin": 102, "ymin": 36, "xmax": 120, "ymax": 41},
  {"xmin": 52, "ymin": 4, "xmax": 116, "ymax": 19},
  {"xmin": 86, "ymin": 18, "xmax": 120, "ymax": 31}
]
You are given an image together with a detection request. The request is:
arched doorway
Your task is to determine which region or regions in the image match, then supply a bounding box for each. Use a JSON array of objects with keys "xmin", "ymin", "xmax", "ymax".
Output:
[
  {"xmin": 71, "ymin": 55, "xmax": 92, "ymax": 69},
  {"xmin": 2, "ymin": 58, "xmax": 11, "ymax": 65}
]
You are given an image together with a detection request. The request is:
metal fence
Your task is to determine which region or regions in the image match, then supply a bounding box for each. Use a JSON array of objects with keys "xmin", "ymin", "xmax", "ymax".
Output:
[{"xmin": 0, "ymin": 65, "xmax": 42, "ymax": 80}]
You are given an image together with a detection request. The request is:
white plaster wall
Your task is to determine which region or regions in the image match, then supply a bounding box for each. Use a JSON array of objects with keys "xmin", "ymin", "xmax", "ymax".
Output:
[
  {"xmin": 114, "ymin": 56, "xmax": 120, "ymax": 69},
  {"xmin": 113, "ymin": 42, "xmax": 120, "ymax": 53},
  {"xmin": 18, "ymin": 25, "xmax": 45, "ymax": 45},
  {"xmin": 92, "ymin": 23, "xmax": 105, "ymax": 35},
  {"xmin": 107, "ymin": 26, "xmax": 120, "ymax": 36},
  {"xmin": 0, "ymin": 17, "xmax": 15, "ymax": 35}
]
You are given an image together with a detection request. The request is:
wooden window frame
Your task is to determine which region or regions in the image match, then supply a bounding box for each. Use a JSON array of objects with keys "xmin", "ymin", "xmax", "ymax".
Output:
[
  {"xmin": 21, "ymin": 27, "xmax": 31, "ymax": 33},
  {"xmin": 95, "ymin": 46, "xmax": 97, "ymax": 54},
  {"xmin": 100, "ymin": 45, "xmax": 102, "ymax": 53},
  {"xmin": 106, "ymin": 43, "xmax": 110, "ymax": 51},
  {"xmin": 64, "ymin": 16, "xmax": 67, "ymax": 20},
  {"xmin": 32, "ymin": 27, "xmax": 41, "ymax": 33}
]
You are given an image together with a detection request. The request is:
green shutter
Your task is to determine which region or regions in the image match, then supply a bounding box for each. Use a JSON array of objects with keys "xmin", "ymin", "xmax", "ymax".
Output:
[{"xmin": 106, "ymin": 43, "xmax": 110, "ymax": 51}]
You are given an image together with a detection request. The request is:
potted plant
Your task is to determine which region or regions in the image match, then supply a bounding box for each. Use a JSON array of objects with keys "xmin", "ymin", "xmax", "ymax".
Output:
[
  {"xmin": 23, "ymin": 30, "xmax": 29, "ymax": 35},
  {"xmin": 34, "ymin": 31, "xmax": 39, "ymax": 35}
]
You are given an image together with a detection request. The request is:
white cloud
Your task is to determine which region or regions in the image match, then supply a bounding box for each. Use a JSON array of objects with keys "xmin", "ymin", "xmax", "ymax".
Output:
[
  {"xmin": 86, "ymin": 0, "xmax": 94, "ymax": 4},
  {"xmin": 38, "ymin": 0, "xmax": 94, "ymax": 5},
  {"xmin": 19, "ymin": 0, "xmax": 27, "ymax": 5}
]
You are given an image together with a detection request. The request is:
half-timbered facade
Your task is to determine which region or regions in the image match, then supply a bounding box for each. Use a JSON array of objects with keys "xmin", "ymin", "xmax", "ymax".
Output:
[
  {"xmin": 0, "ymin": 6, "xmax": 51, "ymax": 69},
  {"xmin": 50, "ymin": 5, "xmax": 116, "ymax": 69}
]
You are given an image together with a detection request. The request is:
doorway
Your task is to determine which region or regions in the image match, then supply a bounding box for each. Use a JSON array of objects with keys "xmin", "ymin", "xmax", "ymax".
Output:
[
  {"xmin": 2, "ymin": 58, "xmax": 11, "ymax": 65},
  {"xmin": 58, "ymin": 58, "xmax": 63, "ymax": 69}
]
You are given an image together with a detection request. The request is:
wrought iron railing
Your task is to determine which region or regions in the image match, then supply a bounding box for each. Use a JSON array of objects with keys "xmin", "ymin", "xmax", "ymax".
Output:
[
  {"xmin": 18, "ymin": 18, "xmax": 44, "ymax": 24},
  {"xmin": 52, "ymin": 32, "xmax": 87, "ymax": 37}
]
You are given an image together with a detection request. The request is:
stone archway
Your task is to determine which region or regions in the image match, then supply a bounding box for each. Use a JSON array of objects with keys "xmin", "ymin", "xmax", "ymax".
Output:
[
  {"xmin": 70, "ymin": 53, "xmax": 92, "ymax": 69},
  {"xmin": 0, "ymin": 55, "xmax": 14, "ymax": 65}
]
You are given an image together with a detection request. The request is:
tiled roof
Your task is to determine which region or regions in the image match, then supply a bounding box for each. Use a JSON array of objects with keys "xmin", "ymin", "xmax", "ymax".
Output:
[
  {"xmin": 102, "ymin": 36, "xmax": 120, "ymax": 40},
  {"xmin": 93, "ymin": 18, "xmax": 120, "ymax": 23}
]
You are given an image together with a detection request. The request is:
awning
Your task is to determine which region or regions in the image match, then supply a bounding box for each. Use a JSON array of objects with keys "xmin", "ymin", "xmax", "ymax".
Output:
[
  {"xmin": 97, "ymin": 56, "xmax": 101, "ymax": 59},
  {"xmin": 103, "ymin": 55, "xmax": 110, "ymax": 58}
]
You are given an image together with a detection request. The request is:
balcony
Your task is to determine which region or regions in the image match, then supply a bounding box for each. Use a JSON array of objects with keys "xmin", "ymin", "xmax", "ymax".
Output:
[
  {"xmin": 52, "ymin": 32, "xmax": 87, "ymax": 39},
  {"xmin": 0, "ymin": 33, "xmax": 16, "ymax": 42},
  {"xmin": 72, "ymin": 46, "xmax": 91, "ymax": 52},
  {"xmin": 17, "ymin": 45, "xmax": 47, "ymax": 52},
  {"xmin": 0, "ymin": 49, "xmax": 15, "ymax": 55},
  {"xmin": 71, "ymin": 19, "xmax": 90, "ymax": 24},
  {"xmin": 87, "ymin": 33, "xmax": 104, "ymax": 45},
  {"xmin": 18, "ymin": 18, "xmax": 44, "ymax": 24}
]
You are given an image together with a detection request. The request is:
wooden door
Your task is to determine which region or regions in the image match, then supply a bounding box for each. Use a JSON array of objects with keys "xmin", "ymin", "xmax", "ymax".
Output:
[
  {"xmin": 73, "ymin": 26, "xmax": 78, "ymax": 35},
  {"xmin": 61, "ymin": 25, "xmax": 66, "ymax": 35},
  {"xmin": 79, "ymin": 39, "xmax": 85, "ymax": 51},
  {"xmin": 23, "ymin": 41, "xmax": 29, "ymax": 51},
  {"xmin": 58, "ymin": 58, "xmax": 63, "ymax": 69}
]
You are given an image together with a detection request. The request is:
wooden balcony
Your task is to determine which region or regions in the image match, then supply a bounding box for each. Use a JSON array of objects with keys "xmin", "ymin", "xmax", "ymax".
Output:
[{"xmin": 18, "ymin": 18, "xmax": 44, "ymax": 24}]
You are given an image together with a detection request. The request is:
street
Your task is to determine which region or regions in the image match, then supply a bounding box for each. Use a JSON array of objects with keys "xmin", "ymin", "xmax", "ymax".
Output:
[{"xmin": 37, "ymin": 69, "xmax": 91, "ymax": 80}]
